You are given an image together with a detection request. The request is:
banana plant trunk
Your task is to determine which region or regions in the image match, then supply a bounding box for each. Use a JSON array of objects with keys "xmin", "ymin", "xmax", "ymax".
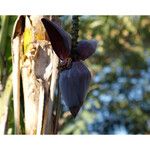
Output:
[{"xmin": 11, "ymin": 15, "xmax": 60, "ymax": 134}]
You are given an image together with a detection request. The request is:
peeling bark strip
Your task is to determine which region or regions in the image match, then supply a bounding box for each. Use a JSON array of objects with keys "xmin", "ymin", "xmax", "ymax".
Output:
[
  {"xmin": 12, "ymin": 36, "xmax": 21, "ymax": 134},
  {"xmin": 11, "ymin": 16, "xmax": 25, "ymax": 134},
  {"xmin": 11, "ymin": 16, "xmax": 60, "ymax": 134},
  {"xmin": 22, "ymin": 16, "xmax": 53, "ymax": 134}
]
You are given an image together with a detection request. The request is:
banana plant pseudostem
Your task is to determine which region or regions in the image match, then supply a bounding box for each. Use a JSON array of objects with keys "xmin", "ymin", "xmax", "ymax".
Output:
[{"xmin": 11, "ymin": 15, "xmax": 61, "ymax": 134}]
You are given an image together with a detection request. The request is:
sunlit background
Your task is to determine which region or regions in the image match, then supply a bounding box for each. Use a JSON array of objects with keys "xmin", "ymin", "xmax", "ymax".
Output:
[{"xmin": 0, "ymin": 16, "xmax": 150, "ymax": 134}]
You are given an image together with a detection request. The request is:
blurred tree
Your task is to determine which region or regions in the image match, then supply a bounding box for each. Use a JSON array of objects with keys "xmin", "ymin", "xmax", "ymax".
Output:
[
  {"xmin": 59, "ymin": 16, "xmax": 150, "ymax": 134},
  {"xmin": 0, "ymin": 16, "xmax": 16, "ymax": 134}
]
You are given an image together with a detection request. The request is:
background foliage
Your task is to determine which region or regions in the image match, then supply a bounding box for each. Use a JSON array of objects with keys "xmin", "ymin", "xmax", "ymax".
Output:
[{"xmin": 0, "ymin": 16, "xmax": 150, "ymax": 134}]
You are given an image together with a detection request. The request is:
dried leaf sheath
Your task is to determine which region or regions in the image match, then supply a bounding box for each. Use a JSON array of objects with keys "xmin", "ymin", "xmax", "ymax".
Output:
[
  {"xmin": 22, "ymin": 16, "xmax": 51, "ymax": 134},
  {"xmin": 11, "ymin": 16, "xmax": 25, "ymax": 134},
  {"xmin": 11, "ymin": 16, "xmax": 60, "ymax": 134},
  {"xmin": 12, "ymin": 36, "xmax": 21, "ymax": 134},
  {"xmin": 42, "ymin": 51, "xmax": 59, "ymax": 134},
  {"xmin": 42, "ymin": 17, "xmax": 60, "ymax": 134}
]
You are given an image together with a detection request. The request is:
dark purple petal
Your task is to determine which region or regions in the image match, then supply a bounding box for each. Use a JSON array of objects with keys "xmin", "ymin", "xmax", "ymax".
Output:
[
  {"xmin": 76, "ymin": 40, "xmax": 97, "ymax": 60},
  {"xmin": 41, "ymin": 18, "xmax": 71, "ymax": 60},
  {"xmin": 59, "ymin": 61, "xmax": 91, "ymax": 117},
  {"xmin": 69, "ymin": 106, "xmax": 81, "ymax": 118}
]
